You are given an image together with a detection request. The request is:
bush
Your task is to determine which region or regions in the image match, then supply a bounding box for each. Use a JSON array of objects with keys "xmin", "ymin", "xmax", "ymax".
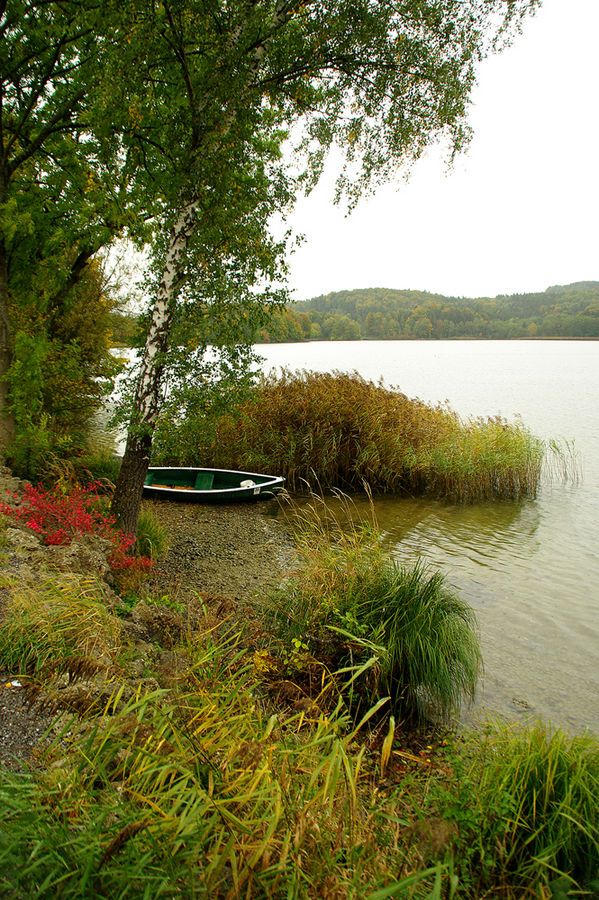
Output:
[
  {"xmin": 262, "ymin": 513, "xmax": 481, "ymax": 723},
  {"xmin": 0, "ymin": 481, "xmax": 153, "ymax": 590},
  {"xmin": 75, "ymin": 447, "xmax": 122, "ymax": 486}
]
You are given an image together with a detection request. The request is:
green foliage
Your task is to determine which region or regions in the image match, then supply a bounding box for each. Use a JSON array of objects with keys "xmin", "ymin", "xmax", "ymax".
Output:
[
  {"xmin": 259, "ymin": 283, "xmax": 599, "ymax": 341},
  {"xmin": 0, "ymin": 634, "xmax": 444, "ymax": 898},
  {"xmin": 74, "ymin": 447, "xmax": 122, "ymax": 486},
  {"xmin": 164, "ymin": 369, "xmax": 544, "ymax": 502},
  {"xmin": 7, "ymin": 417, "xmax": 56, "ymax": 481},
  {"xmin": 109, "ymin": 311, "xmax": 141, "ymax": 348},
  {"xmin": 135, "ymin": 508, "xmax": 170, "ymax": 561},
  {"xmin": 151, "ymin": 346, "xmax": 260, "ymax": 466},
  {"xmin": 431, "ymin": 722, "xmax": 599, "ymax": 895},
  {"xmin": 262, "ymin": 512, "xmax": 481, "ymax": 723},
  {"xmin": 6, "ymin": 259, "xmax": 123, "ymax": 476}
]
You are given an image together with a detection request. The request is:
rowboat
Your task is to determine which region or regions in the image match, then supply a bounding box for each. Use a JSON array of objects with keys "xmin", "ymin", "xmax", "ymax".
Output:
[{"xmin": 143, "ymin": 467, "xmax": 285, "ymax": 502}]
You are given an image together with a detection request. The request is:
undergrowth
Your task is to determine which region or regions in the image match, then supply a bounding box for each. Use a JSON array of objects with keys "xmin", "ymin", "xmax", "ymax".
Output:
[
  {"xmin": 0, "ymin": 480, "xmax": 155, "ymax": 591},
  {"xmin": 0, "ymin": 589, "xmax": 596, "ymax": 898},
  {"xmin": 0, "ymin": 633, "xmax": 449, "ymax": 899}
]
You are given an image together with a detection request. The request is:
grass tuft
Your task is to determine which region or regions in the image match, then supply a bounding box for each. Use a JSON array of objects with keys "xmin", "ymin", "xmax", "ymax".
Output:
[
  {"xmin": 474, "ymin": 720, "xmax": 599, "ymax": 888},
  {"xmin": 0, "ymin": 574, "xmax": 122, "ymax": 676},
  {"xmin": 135, "ymin": 507, "xmax": 170, "ymax": 560},
  {"xmin": 433, "ymin": 720, "xmax": 599, "ymax": 895},
  {"xmin": 261, "ymin": 505, "xmax": 481, "ymax": 723}
]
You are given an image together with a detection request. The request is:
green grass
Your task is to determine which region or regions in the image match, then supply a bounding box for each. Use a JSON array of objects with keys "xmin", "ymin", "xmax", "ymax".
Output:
[
  {"xmin": 472, "ymin": 721, "xmax": 599, "ymax": 890},
  {"xmin": 135, "ymin": 507, "xmax": 170, "ymax": 560},
  {"xmin": 0, "ymin": 593, "xmax": 596, "ymax": 899},
  {"xmin": 0, "ymin": 574, "xmax": 122, "ymax": 676},
  {"xmin": 0, "ymin": 632, "xmax": 447, "ymax": 899},
  {"xmin": 154, "ymin": 370, "xmax": 545, "ymax": 502},
  {"xmin": 260, "ymin": 508, "xmax": 481, "ymax": 724}
]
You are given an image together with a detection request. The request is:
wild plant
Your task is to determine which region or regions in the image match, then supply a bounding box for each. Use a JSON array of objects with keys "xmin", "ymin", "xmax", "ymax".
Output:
[
  {"xmin": 163, "ymin": 369, "xmax": 545, "ymax": 502},
  {"xmin": 0, "ymin": 481, "xmax": 153, "ymax": 588},
  {"xmin": 135, "ymin": 507, "xmax": 170, "ymax": 560},
  {"xmin": 0, "ymin": 632, "xmax": 449, "ymax": 898},
  {"xmin": 429, "ymin": 720, "xmax": 599, "ymax": 896},
  {"xmin": 261, "ymin": 506, "xmax": 481, "ymax": 724},
  {"xmin": 472, "ymin": 720, "xmax": 599, "ymax": 891},
  {"xmin": 0, "ymin": 574, "xmax": 122, "ymax": 676}
]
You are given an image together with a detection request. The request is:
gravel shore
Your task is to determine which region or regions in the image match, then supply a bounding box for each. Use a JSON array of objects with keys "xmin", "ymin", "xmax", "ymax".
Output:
[{"xmin": 141, "ymin": 495, "xmax": 298, "ymax": 603}]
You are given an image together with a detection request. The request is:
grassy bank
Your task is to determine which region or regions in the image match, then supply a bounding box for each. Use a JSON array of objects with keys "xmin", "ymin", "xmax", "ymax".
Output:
[
  {"xmin": 153, "ymin": 370, "xmax": 545, "ymax": 502},
  {"xmin": 0, "ymin": 607, "xmax": 597, "ymax": 898},
  {"xmin": 0, "ymin": 488, "xmax": 597, "ymax": 898}
]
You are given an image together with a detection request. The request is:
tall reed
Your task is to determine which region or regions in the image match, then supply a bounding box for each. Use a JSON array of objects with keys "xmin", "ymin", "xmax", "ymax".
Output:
[{"xmin": 156, "ymin": 369, "xmax": 545, "ymax": 502}]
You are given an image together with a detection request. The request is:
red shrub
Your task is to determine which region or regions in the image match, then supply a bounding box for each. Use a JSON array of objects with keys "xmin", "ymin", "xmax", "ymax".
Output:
[{"xmin": 1, "ymin": 482, "xmax": 153, "ymax": 584}]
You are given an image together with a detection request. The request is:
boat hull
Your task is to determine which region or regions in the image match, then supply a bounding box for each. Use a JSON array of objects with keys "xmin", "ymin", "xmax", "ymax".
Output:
[{"xmin": 143, "ymin": 467, "xmax": 285, "ymax": 503}]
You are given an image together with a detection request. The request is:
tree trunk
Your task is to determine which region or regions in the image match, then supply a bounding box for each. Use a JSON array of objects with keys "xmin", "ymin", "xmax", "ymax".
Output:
[
  {"xmin": 0, "ymin": 237, "xmax": 15, "ymax": 457},
  {"xmin": 110, "ymin": 14, "xmax": 277, "ymax": 537},
  {"xmin": 111, "ymin": 427, "xmax": 153, "ymax": 537},
  {"xmin": 110, "ymin": 196, "xmax": 200, "ymax": 536}
]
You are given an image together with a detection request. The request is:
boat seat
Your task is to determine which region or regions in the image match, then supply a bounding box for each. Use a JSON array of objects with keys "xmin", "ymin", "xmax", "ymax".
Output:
[{"xmin": 194, "ymin": 471, "xmax": 214, "ymax": 490}]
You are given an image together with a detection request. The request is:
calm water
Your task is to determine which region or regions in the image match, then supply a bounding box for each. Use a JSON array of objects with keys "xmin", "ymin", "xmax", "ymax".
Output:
[{"xmin": 256, "ymin": 340, "xmax": 599, "ymax": 734}]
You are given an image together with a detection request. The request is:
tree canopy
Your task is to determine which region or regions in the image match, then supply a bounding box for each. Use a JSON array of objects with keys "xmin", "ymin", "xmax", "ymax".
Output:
[
  {"xmin": 1, "ymin": 0, "xmax": 540, "ymax": 531},
  {"xmin": 257, "ymin": 283, "xmax": 599, "ymax": 341}
]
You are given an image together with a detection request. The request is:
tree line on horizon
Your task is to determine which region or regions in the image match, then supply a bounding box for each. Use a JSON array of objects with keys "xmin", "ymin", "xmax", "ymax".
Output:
[{"xmin": 253, "ymin": 281, "xmax": 599, "ymax": 341}]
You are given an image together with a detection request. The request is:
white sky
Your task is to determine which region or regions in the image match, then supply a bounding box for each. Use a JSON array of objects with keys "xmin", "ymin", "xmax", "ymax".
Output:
[{"xmin": 285, "ymin": 0, "xmax": 599, "ymax": 301}]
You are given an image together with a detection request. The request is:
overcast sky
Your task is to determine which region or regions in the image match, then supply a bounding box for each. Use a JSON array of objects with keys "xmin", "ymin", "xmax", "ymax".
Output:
[{"xmin": 285, "ymin": 0, "xmax": 599, "ymax": 301}]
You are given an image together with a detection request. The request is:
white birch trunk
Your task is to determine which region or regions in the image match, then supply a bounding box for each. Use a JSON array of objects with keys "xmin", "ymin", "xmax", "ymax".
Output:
[{"xmin": 111, "ymin": 196, "xmax": 201, "ymax": 535}]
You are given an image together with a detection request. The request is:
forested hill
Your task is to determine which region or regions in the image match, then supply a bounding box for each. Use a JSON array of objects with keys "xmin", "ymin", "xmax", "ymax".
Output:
[{"xmin": 258, "ymin": 282, "xmax": 599, "ymax": 341}]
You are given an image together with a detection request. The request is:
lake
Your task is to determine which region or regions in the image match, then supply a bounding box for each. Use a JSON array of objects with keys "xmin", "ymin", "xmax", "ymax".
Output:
[{"xmin": 255, "ymin": 340, "xmax": 599, "ymax": 735}]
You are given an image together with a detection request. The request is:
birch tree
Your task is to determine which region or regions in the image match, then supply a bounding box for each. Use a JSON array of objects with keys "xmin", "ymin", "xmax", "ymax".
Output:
[{"xmin": 105, "ymin": 0, "xmax": 540, "ymax": 535}]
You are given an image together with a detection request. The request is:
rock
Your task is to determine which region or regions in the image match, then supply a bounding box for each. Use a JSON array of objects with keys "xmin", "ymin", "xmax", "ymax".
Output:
[
  {"xmin": 5, "ymin": 527, "xmax": 43, "ymax": 552},
  {"xmin": 45, "ymin": 534, "xmax": 114, "ymax": 582}
]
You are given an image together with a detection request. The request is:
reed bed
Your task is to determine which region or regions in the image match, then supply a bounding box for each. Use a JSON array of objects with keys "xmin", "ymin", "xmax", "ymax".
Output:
[{"xmin": 155, "ymin": 370, "xmax": 544, "ymax": 502}]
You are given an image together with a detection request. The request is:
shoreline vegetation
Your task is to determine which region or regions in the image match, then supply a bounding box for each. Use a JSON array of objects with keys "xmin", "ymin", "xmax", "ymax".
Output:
[
  {"xmin": 0, "ymin": 446, "xmax": 597, "ymax": 896},
  {"xmin": 153, "ymin": 370, "xmax": 546, "ymax": 503}
]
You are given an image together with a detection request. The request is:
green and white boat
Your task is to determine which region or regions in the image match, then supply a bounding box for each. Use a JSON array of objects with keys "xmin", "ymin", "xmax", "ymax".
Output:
[{"xmin": 143, "ymin": 467, "xmax": 285, "ymax": 502}]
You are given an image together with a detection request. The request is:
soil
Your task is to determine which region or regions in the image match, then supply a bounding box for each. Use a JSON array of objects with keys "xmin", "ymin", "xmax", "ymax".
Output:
[{"xmin": 0, "ymin": 481, "xmax": 298, "ymax": 771}]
